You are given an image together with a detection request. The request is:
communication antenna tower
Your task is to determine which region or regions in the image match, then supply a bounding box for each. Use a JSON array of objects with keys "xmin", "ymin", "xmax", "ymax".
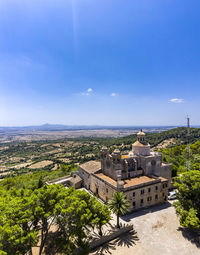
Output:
[{"xmin": 186, "ymin": 116, "xmax": 190, "ymax": 171}]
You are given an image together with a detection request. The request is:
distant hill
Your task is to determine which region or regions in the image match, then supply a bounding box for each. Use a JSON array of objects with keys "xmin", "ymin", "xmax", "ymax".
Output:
[
  {"xmin": 84, "ymin": 127, "xmax": 200, "ymax": 148},
  {"xmin": 0, "ymin": 125, "xmax": 199, "ymax": 145},
  {"xmin": 0, "ymin": 124, "xmax": 177, "ymax": 132},
  {"xmin": 0, "ymin": 124, "xmax": 178, "ymax": 133},
  {"xmin": 121, "ymin": 127, "xmax": 200, "ymax": 147},
  {"xmin": 145, "ymin": 127, "xmax": 200, "ymax": 146}
]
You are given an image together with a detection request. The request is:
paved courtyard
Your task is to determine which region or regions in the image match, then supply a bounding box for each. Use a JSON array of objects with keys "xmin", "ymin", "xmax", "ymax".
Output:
[{"xmin": 91, "ymin": 203, "xmax": 200, "ymax": 255}]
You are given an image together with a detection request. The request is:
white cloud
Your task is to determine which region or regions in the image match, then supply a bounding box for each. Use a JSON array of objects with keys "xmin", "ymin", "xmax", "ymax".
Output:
[
  {"xmin": 169, "ymin": 98, "xmax": 184, "ymax": 103},
  {"xmin": 80, "ymin": 88, "xmax": 93, "ymax": 96},
  {"xmin": 111, "ymin": 93, "xmax": 117, "ymax": 97}
]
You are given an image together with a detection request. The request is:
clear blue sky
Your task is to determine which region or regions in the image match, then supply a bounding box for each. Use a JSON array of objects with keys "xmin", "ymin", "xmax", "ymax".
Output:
[{"xmin": 0, "ymin": 0, "xmax": 200, "ymax": 126}]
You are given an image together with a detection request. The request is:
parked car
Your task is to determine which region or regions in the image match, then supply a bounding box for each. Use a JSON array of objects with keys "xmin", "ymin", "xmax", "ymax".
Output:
[{"xmin": 168, "ymin": 190, "xmax": 177, "ymax": 200}]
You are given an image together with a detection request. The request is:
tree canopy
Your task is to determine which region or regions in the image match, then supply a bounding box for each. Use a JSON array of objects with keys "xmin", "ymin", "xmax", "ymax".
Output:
[
  {"xmin": 108, "ymin": 192, "xmax": 130, "ymax": 228},
  {"xmin": 160, "ymin": 140, "xmax": 200, "ymax": 176},
  {"xmin": 174, "ymin": 170, "xmax": 200, "ymax": 230},
  {"xmin": 0, "ymin": 176, "xmax": 111, "ymax": 255}
]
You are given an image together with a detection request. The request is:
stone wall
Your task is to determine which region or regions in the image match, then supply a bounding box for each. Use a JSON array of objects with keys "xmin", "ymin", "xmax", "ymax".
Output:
[
  {"xmin": 78, "ymin": 167, "xmax": 91, "ymax": 189},
  {"xmin": 141, "ymin": 154, "xmax": 162, "ymax": 176},
  {"xmin": 46, "ymin": 175, "xmax": 70, "ymax": 185},
  {"xmin": 90, "ymin": 173, "xmax": 168, "ymax": 210},
  {"xmin": 90, "ymin": 174, "xmax": 116, "ymax": 202},
  {"xmin": 160, "ymin": 164, "xmax": 172, "ymax": 180},
  {"xmin": 124, "ymin": 181, "xmax": 168, "ymax": 210},
  {"xmin": 90, "ymin": 225, "xmax": 133, "ymax": 250}
]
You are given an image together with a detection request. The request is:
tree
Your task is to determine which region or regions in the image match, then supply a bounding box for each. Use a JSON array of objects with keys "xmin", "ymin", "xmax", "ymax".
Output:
[
  {"xmin": 108, "ymin": 192, "xmax": 130, "ymax": 228},
  {"xmin": 38, "ymin": 176, "xmax": 44, "ymax": 188},
  {"xmin": 0, "ymin": 180, "xmax": 111, "ymax": 255},
  {"xmin": 0, "ymin": 190, "xmax": 38, "ymax": 255},
  {"xmin": 56, "ymin": 189, "xmax": 111, "ymax": 254},
  {"xmin": 93, "ymin": 203, "xmax": 111, "ymax": 236},
  {"xmin": 174, "ymin": 170, "xmax": 200, "ymax": 232},
  {"xmin": 60, "ymin": 164, "xmax": 72, "ymax": 175},
  {"xmin": 33, "ymin": 184, "xmax": 68, "ymax": 255},
  {"xmin": 76, "ymin": 191, "xmax": 111, "ymax": 237}
]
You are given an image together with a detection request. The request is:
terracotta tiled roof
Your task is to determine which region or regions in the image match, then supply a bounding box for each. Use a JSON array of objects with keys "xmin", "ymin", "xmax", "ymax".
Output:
[
  {"xmin": 157, "ymin": 176, "xmax": 168, "ymax": 182},
  {"xmin": 79, "ymin": 160, "xmax": 101, "ymax": 174},
  {"xmin": 95, "ymin": 173, "xmax": 117, "ymax": 187},
  {"xmin": 69, "ymin": 175, "xmax": 83, "ymax": 185},
  {"xmin": 124, "ymin": 176, "xmax": 157, "ymax": 188},
  {"xmin": 95, "ymin": 173, "xmax": 159, "ymax": 189}
]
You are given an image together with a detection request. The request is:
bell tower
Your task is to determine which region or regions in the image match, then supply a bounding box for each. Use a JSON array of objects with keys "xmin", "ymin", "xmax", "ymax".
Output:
[
  {"xmin": 132, "ymin": 129, "xmax": 151, "ymax": 156},
  {"xmin": 137, "ymin": 129, "xmax": 145, "ymax": 143}
]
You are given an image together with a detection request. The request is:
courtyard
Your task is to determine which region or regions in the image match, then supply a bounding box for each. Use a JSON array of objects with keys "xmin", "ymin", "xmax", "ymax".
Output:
[{"xmin": 91, "ymin": 202, "xmax": 200, "ymax": 255}]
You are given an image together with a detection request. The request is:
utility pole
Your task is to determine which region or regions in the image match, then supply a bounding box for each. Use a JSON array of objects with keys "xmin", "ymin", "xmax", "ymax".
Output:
[{"xmin": 186, "ymin": 116, "xmax": 190, "ymax": 171}]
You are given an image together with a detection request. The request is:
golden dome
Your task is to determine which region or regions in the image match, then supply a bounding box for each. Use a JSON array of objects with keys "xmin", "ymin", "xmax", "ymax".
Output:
[
  {"xmin": 113, "ymin": 149, "xmax": 121, "ymax": 154},
  {"xmin": 132, "ymin": 141, "xmax": 150, "ymax": 148},
  {"xmin": 137, "ymin": 129, "xmax": 145, "ymax": 136}
]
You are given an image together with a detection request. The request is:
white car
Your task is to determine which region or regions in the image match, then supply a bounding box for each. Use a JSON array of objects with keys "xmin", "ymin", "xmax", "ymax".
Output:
[{"xmin": 168, "ymin": 191, "xmax": 177, "ymax": 200}]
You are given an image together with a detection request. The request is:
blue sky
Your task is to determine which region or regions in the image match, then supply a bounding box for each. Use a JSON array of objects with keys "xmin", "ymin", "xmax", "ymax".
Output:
[{"xmin": 0, "ymin": 0, "xmax": 200, "ymax": 126}]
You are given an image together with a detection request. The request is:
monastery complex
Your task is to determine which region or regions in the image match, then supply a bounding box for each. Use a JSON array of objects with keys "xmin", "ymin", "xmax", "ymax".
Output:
[{"xmin": 78, "ymin": 130, "xmax": 172, "ymax": 210}]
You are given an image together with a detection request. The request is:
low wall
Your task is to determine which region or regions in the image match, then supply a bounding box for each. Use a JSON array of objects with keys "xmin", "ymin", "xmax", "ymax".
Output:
[
  {"xmin": 46, "ymin": 175, "xmax": 70, "ymax": 185},
  {"xmin": 90, "ymin": 224, "xmax": 133, "ymax": 250}
]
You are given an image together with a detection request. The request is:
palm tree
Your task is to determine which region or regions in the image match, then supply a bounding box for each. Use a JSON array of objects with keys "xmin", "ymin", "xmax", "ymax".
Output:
[{"xmin": 108, "ymin": 192, "xmax": 130, "ymax": 228}]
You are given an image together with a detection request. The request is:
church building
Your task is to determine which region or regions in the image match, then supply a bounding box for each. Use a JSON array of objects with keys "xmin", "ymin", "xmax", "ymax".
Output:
[{"xmin": 78, "ymin": 130, "xmax": 172, "ymax": 210}]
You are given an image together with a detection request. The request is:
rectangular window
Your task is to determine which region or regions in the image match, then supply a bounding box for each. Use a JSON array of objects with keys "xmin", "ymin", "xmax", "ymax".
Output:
[
  {"xmin": 155, "ymin": 194, "xmax": 158, "ymax": 200},
  {"xmin": 106, "ymin": 188, "xmax": 108, "ymax": 193},
  {"xmin": 162, "ymin": 184, "xmax": 165, "ymax": 189},
  {"xmin": 155, "ymin": 186, "xmax": 158, "ymax": 191},
  {"xmin": 148, "ymin": 188, "xmax": 151, "ymax": 193},
  {"xmin": 147, "ymin": 196, "xmax": 152, "ymax": 202},
  {"xmin": 133, "ymin": 192, "xmax": 135, "ymax": 197},
  {"xmin": 132, "ymin": 201, "xmax": 136, "ymax": 207},
  {"xmin": 165, "ymin": 183, "xmax": 168, "ymax": 188},
  {"xmin": 141, "ymin": 189, "xmax": 144, "ymax": 195},
  {"xmin": 140, "ymin": 199, "xmax": 144, "ymax": 204}
]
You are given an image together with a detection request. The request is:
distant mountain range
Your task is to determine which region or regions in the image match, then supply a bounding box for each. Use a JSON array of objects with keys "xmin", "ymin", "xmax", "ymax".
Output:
[
  {"xmin": 0, "ymin": 124, "xmax": 200, "ymax": 143},
  {"xmin": 0, "ymin": 124, "xmax": 180, "ymax": 132}
]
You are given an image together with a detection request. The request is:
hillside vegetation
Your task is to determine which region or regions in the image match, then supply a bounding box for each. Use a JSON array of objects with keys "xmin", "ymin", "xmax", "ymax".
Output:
[
  {"xmin": 0, "ymin": 127, "xmax": 200, "ymax": 179},
  {"xmin": 82, "ymin": 127, "xmax": 200, "ymax": 148},
  {"xmin": 0, "ymin": 127, "xmax": 200, "ymax": 254},
  {"xmin": 161, "ymin": 141, "xmax": 200, "ymax": 176},
  {"xmin": 0, "ymin": 171, "xmax": 111, "ymax": 255}
]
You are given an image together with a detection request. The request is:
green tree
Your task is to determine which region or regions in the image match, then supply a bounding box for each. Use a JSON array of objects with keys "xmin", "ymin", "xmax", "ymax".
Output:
[
  {"xmin": 56, "ymin": 189, "xmax": 111, "ymax": 254},
  {"xmin": 0, "ymin": 190, "xmax": 38, "ymax": 255},
  {"xmin": 108, "ymin": 192, "xmax": 130, "ymax": 228},
  {"xmin": 174, "ymin": 170, "xmax": 200, "ymax": 232},
  {"xmin": 60, "ymin": 164, "xmax": 72, "ymax": 175},
  {"xmin": 93, "ymin": 203, "xmax": 111, "ymax": 236},
  {"xmin": 33, "ymin": 184, "xmax": 68, "ymax": 255},
  {"xmin": 38, "ymin": 176, "xmax": 44, "ymax": 188}
]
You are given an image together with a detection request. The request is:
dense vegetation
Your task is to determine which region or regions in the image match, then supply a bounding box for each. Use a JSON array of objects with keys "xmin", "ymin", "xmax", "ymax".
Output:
[
  {"xmin": 0, "ymin": 172, "xmax": 111, "ymax": 255},
  {"xmin": 160, "ymin": 141, "xmax": 200, "ymax": 176},
  {"xmin": 77, "ymin": 127, "xmax": 200, "ymax": 148},
  {"xmin": 0, "ymin": 126, "xmax": 200, "ymax": 253},
  {"xmin": 1, "ymin": 127, "xmax": 200, "ymax": 180},
  {"xmin": 174, "ymin": 171, "xmax": 200, "ymax": 233}
]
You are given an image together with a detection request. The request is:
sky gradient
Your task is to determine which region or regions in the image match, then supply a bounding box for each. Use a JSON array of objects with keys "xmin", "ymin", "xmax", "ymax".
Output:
[{"xmin": 0, "ymin": 0, "xmax": 200, "ymax": 126}]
